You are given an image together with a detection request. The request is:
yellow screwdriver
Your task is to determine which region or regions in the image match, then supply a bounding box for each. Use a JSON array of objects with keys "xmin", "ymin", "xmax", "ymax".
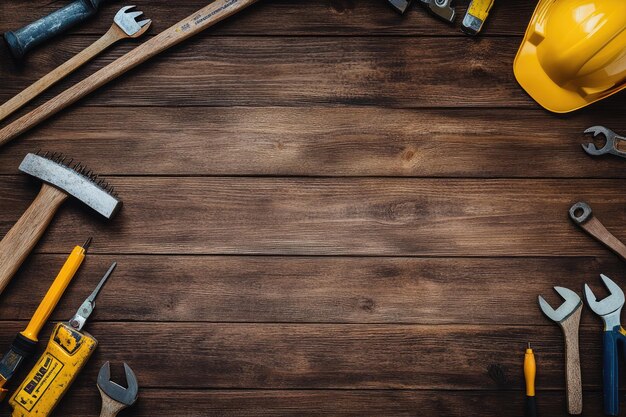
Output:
[
  {"xmin": 524, "ymin": 342, "xmax": 537, "ymax": 417},
  {"xmin": 0, "ymin": 238, "xmax": 91, "ymax": 400}
]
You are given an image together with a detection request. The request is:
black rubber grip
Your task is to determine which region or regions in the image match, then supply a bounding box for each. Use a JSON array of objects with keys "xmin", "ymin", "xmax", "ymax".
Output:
[
  {"xmin": 3, "ymin": 0, "xmax": 106, "ymax": 61},
  {"xmin": 524, "ymin": 396, "xmax": 538, "ymax": 417}
]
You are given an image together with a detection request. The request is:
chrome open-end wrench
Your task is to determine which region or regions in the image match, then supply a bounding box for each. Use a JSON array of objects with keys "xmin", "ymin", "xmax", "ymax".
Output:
[
  {"xmin": 538, "ymin": 287, "xmax": 583, "ymax": 414},
  {"xmin": 582, "ymin": 126, "xmax": 626, "ymax": 159},
  {"xmin": 97, "ymin": 362, "xmax": 139, "ymax": 417}
]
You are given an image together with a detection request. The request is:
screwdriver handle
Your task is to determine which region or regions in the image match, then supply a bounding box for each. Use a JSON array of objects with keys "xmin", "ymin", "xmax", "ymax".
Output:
[
  {"xmin": 524, "ymin": 345, "xmax": 537, "ymax": 417},
  {"xmin": 20, "ymin": 245, "xmax": 87, "ymax": 342}
]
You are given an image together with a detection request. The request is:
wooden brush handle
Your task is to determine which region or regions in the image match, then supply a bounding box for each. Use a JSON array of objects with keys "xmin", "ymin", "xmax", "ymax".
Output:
[
  {"xmin": 0, "ymin": 25, "xmax": 126, "ymax": 124},
  {"xmin": 0, "ymin": 0, "xmax": 261, "ymax": 148},
  {"xmin": 0, "ymin": 184, "xmax": 68, "ymax": 295},
  {"xmin": 561, "ymin": 305, "xmax": 583, "ymax": 415}
]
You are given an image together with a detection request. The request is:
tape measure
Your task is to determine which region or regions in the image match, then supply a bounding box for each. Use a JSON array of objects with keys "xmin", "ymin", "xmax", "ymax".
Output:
[{"xmin": 462, "ymin": 0, "xmax": 494, "ymax": 35}]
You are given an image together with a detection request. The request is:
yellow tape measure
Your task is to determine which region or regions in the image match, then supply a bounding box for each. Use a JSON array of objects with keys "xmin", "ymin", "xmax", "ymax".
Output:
[{"xmin": 462, "ymin": 0, "xmax": 495, "ymax": 35}]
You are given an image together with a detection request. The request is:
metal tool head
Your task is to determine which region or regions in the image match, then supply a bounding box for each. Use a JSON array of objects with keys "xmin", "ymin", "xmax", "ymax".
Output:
[
  {"xmin": 388, "ymin": 0, "xmax": 412, "ymax": 14},
  {"xmin": 569, "ymin": 201, "xmax": 592, "ymax": 225},
  {"xmin": 19, "ymin": 152, "xmax": 121, "ymax": 219},
  {"xmin": 69, "ymin": 262, "xmax": 116, "ymax": 331},
  {"xmin": 421, "ymin": 0, "xmax": 456, "ymax": 22},
  {"xmin": 114, "ymin": 5, "xmax": 151, "ymax": 37},
  {"xmin": 584, "ymin": 274, "xmax": 625, "ymax": 317},
  {"xmin": 538, "ymin": 286, "xmax": 582, "ymax": 322},
  {"xmin": 582, "ymin": 126, "xmax": 619, "ymax": 156},
  {"xmin": 97, "ymin": 362, "xmax": 139, "ymax": 406}
]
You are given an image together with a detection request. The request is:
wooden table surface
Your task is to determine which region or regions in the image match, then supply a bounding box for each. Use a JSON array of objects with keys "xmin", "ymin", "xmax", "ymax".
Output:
[{"xmin": 1, "ymin": 1, "xmax": 625, "ymax": 416}]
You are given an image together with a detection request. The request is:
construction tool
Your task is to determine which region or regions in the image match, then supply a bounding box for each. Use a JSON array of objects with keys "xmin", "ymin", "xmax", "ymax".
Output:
[
  {"xmin": 0, "ymin": 0, "xmax": 261, "ymax": 149},
  {"xmin": 0, "ymin": 238, "xmax": 91, "ymax": 401},
  {"xmin": 420, "ymin": 0, "xmax": 456, "ymax": 23},
  {"xmin": 538, "ymin": 287, "xmax": 583, "ymax": 414},
  {"xmin": 388, "ymin": 0, "xmax": 412, "ymax": 14},
  {"xmin": 97, "ymin": 362, "xmax": 139, "ymax": 417},
  {"xmin": 0, "ymin": 6, "xmax": 151, "ymax": 124},
  {"xmin": 584, "ymin": 274, "xmax": 626, "ymax": 416},
  {"xmin": 582, "ymin": 126, "xmax": 626, "ymax": 159},
  {"xmin": 524, "ymin": 343, "xmax": 537, "ymax": 417},
  {"xmin": 569, "ymin": 202, "xmax": 626, "ymax": 262},
  {"xmin": 461, "ymin": 0, "xmax": 494, "ymax": 35},
  {"xmin": 4, "ymin": 0, "xmax": 108, "ymax": 61},
  {"xmin": 0, "ymin": 152, "xmax": 121, "ymax": 297},
  {"xmin": 9, "ymin": 263, "xmax": 116, "ymax": 417}
]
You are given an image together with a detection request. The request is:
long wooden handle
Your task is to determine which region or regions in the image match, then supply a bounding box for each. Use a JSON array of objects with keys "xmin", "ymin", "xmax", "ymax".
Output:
[
  {"xmin": 0, "ymin": 0, "xmax": 261, "ymax": 148},
  {"xmin": 579, "ymin": 216, "xmax": 626, "ymax": 261},
  {"xmin": 98, "ymin": 386, "xmax": 128, "ymax": 417},
  {"xmin": 561, "ymin": 305, "xmax": 583, "ymax": 415},
  {"xmin": 0, "ymin": 25, "xmax": 124, "ymax": 124},
  {"xmin": 0, "ymin": 184, "xmax": 68, "ymax": 295}
]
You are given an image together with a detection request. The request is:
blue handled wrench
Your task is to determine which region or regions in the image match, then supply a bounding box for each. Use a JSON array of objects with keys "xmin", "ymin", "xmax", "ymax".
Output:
[{"xmin": 584, "ymin": 275, "xmax": 626, "ymax": 416}]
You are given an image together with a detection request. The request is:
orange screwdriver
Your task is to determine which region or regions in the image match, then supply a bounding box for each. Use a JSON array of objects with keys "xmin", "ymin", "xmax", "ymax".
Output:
[
  {"xmin": 524, "ymin": 342, "xmax": 537, "ymax": 417},
  {"xmin": 0, "ymin": 238, "xmax": 91, "ymax": 400}
]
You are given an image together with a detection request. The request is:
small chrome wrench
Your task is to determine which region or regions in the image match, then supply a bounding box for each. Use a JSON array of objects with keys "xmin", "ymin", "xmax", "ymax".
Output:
[
  {"xmin": 97, "ymin": 362, "xmax": 139, "ymax": 417},
  {"xmin": 582, "ymin": 126, "xmax": 626, "ymax": 159}
]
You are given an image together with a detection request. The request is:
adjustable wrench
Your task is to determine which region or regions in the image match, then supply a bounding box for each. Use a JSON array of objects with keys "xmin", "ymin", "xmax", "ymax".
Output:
[{"xmin": 387, "ymin": 0, "xmax": 456, "ymax": 22}]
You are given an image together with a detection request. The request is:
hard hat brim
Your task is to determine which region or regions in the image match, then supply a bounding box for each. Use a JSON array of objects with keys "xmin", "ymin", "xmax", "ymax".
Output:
[{"xmin": 514, "ymin": 41, "xmax": 591, "ymax": 114}]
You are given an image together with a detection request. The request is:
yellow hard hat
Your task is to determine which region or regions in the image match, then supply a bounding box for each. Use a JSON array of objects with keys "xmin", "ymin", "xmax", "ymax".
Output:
[{"xmin": 514, "ymin": 0, "xmax": 626, "ymax": 113}]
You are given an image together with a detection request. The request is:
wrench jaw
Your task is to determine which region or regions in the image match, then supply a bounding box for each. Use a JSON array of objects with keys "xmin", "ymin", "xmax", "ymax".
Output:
[
  {"xmin": 97, "ymin": 362, "xmax": 139, "ymax": 406},
  {"xmin": 584, "ymin": 275, "xmax": 626, "ymax": 331},
  {"xmin": 582, "ymin": 126, "xmax": 623, "ymax": 157},
  {"xmin": 538, "ymin": 286, "xmax": 582, "ymax": 323}
]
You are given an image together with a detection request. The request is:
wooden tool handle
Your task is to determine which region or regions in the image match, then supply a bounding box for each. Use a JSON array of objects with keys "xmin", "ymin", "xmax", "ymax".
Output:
[
  {"xmin": 0, "ymin": 25, "xmax": 125, "ymax": 124},
  {"xmin": 0, "ymin": 184, "xmax": 68, "ymax": 295},
  {"xmin": 579, "ymin": 216, "xmax": 626, "ymax": 261},
  {"xmin": 98, "ymin": 386, "xmax": 128, "ymax": 417},
  {"xmin": 0, "ymin": 0, "xmax": 261, "ymax": 148},
  {"xmin": 561, "ymin": 305, "xmax": 583, "ymax": 415}
]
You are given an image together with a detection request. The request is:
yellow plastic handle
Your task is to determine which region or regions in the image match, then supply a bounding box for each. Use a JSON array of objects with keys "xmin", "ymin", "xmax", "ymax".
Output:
[
  {"xmin": 20, "ymin": 245, "xmax": 86, "ymax": 342},
  {"xmin": 524, "ymin": 346, "xmax": 536, "ymax": 397}
]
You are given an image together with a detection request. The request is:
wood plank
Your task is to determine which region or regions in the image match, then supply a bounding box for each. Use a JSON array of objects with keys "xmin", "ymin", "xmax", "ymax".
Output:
[
  {"xmin": 8, "ymin": 389, "xmax": 605, "ymax": 417},
  {"xmin": 0, "ymin": 0, "xmax": 535, "ymax": 37},
  {"xmin": 1, "ymin": 107, "xmax": 624, "ymax": 178},
  {"xmin": 0, "ymin": 254, "xmax": 621, "ymax": 326},
  {"xmin": 2, "ymin": 177, "xmax": 626, "ymax": 256},
  {"xmin": 0, "ymin": 322, "xmax": 608, "ymax": 390},
  {"xmin": 0, "ymin": 36, "xmax": 592, "ymax": 109}
]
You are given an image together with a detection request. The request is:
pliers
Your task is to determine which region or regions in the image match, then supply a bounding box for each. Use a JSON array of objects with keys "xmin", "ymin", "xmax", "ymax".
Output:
[
  {"xmin": 584, "ymin": 274, "xmax": 626, "ymax": 416},
  {"xmin": 582, "ymin": 126, "xmax": 626, "ymax": 159}
]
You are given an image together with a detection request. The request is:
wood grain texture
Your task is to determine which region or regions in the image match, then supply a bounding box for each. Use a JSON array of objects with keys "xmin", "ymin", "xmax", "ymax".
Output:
[
  {"xmin": 0, "ymin": 0, "xmax": 537, "ymax": 37},
  {"xmin": 6, "ymin": 37, "xmax": 625, "ymax": 110},
  {"xmin": 1, "ymin": 254, "xmax": 621, "ymax": 326},
  {"xmin": 2, "ymin": 177, "xmax": 626, "ymax": 256},
  {"xmin": 560, "ymin": 306, "xmax": 583, "ymax": 415},
  {"xmin": 0, "ymin": 389, "xmax": 606, "ymax": 417},
  {"xmin": 0, "ymin": 107, "xmax": 624, "ymax": 178},
  {"xmin": 1, "ymin": 1, "xmax": 625, "ymax": 415},
  {"xmin": 0, "ymin": 321, "xmax": 611, "ymax": 391}
]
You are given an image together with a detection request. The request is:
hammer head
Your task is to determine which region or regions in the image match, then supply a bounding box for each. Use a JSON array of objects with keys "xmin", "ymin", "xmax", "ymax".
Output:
[{"xmin": 19, "ymin": 152, "xmax": 121, "ymax": 219}]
